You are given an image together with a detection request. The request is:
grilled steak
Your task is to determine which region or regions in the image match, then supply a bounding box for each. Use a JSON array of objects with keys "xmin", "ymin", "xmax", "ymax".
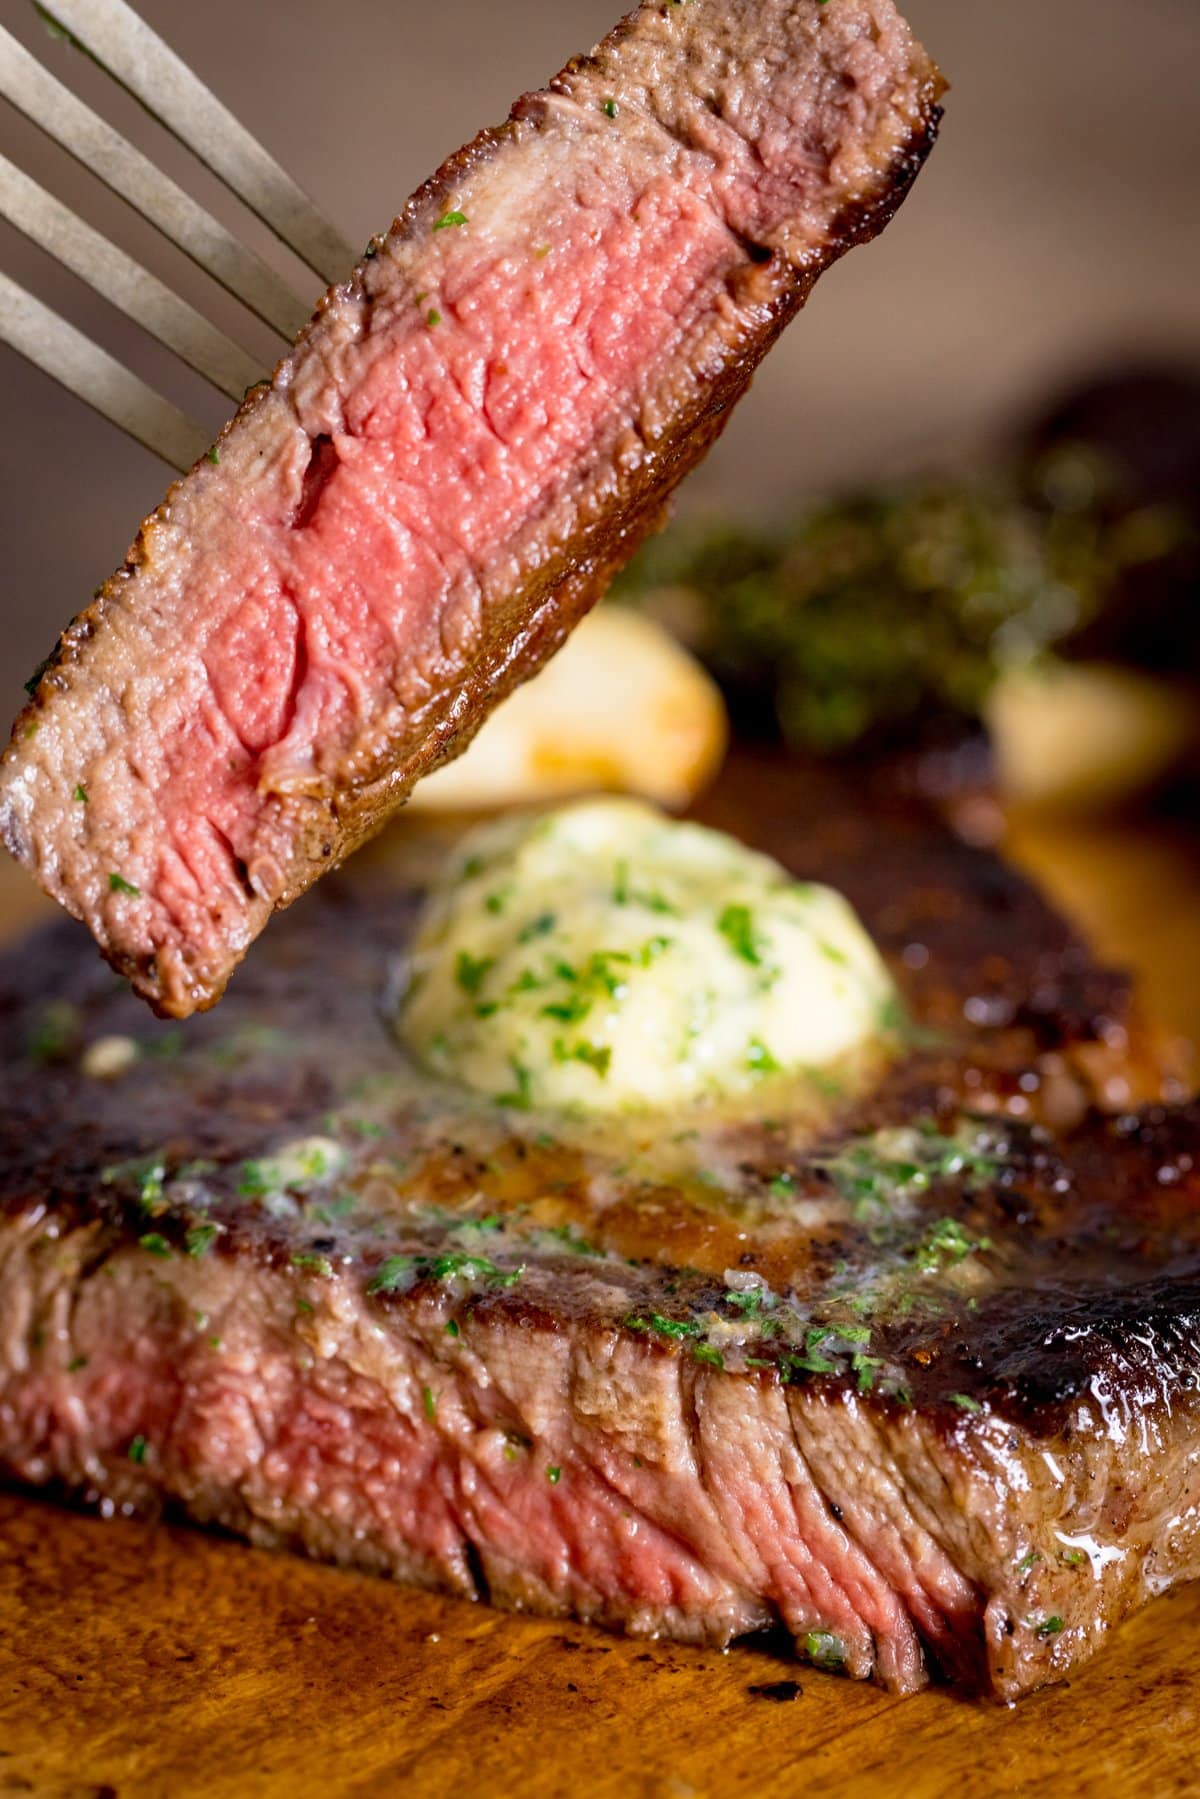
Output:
[
  {"xmin": 0, "ymin": 754, "xmax": 1191, "ymax": 1701},
  {"xmin": 0, "ymin": 0, "xmax": 942, "ymax": 1019}
]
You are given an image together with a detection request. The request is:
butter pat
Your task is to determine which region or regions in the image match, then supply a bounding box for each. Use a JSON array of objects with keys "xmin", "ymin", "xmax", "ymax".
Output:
[{"xmin": 398, "ymin": 799, "xmax": 899, "ymax": 1115}]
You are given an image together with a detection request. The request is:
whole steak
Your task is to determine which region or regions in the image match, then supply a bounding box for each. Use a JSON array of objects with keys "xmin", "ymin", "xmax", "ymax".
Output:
[{"xmin": 0, "ymin": 756, "xmax": 1192, "ymax": 1702}]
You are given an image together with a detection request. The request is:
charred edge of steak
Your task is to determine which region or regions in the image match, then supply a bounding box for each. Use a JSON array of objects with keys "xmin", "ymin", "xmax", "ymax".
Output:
[
  {"xmin": 14, "ymin": 95, "xmax": 945, "ymax": 733},
  {"xmin": 4, "ymin": 1096, "xmax": 1199, "ymax": 1433},
  {"xmin": 4, "ymin": 11, "xmax": 944, "ymax": 1018},
  {"xmin": 3, "ymin": 759, "xmax": 1200, "ymax": 1698},
  {"xmin": 4, "ymin": 1100, "xmax": 1200, "ymax": 1700}
]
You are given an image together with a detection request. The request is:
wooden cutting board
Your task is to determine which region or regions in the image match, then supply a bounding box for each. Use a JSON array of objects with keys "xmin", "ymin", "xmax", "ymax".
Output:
[{"xmin": 0, "ymin": 802, "xmax": 1198, "ymax": 1799}]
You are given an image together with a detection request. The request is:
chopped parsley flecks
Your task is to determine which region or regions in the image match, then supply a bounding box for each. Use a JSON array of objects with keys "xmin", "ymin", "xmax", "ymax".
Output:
[
  {"xmin": 127, "ymin": 1435, "xmax": 149, "ymax": 1465},
  {"xmin": 422, "ymin": 1386, "xmax": 437, "ymax": 1420},
  {"xmin": 910, "ymin": 1217, "xmax": 992, "ymax": 1274},
  {"xmin": 368, "ymin": 1251, "xmax": 524, "ymax": 1297},
  {"xmin": 138, "ymin": 1232, "xmax": 171, "ymax": 1258},
  {"xmin": 1035, "ymin": 1615, "xmax": 1066, "ymax": 1638},
  {"xmin": 804, "ymin": 1631, "xmax": 846, "ymax": 1672},
  {"xmin": 541, "ymin": 991, "xmax": 591, "ymax": 1026},
  {"xmin": 73, "ymin": 784, "xmax": 88, "ymax": 804},
  {"xmin": 816, "ymin": 1120, "xmax": 1005, "ymax": 1220},
  {"xmin": 237, "ymin": 1138, "xmax": 345, "ymax": 1197},
  {"xmin": 455, "ymin": 950, "xmax": 495, "ymax": 996},
  {"xmin": 546, "ymin": 1465, "xmax": 562, "ymax": 1484},
  {"xmin": 552, "ymin": 1038, "xmax": 612, "ymax": 1079},
  {"xmin": 185, "ymin": 1223, "xmax": 219, "ymax": 1258},
  {"xmin": 602, "ymin": 98, "xmax": 618, "ymax": 118},
  {"xmin": 432, "ymin": 209, "xmax": 468, "ymax": 231},
  {"xmin": 518, "ymin": 912, "xmax": 557, "ymax": 944},
  {"xmin": 426, "ymin": 308, "xmax": 442, "ymax": 328},
  {"xmin": 949, "ymin": 1392, "xmax": 984, "ymax": 1413},
  {"xmin": 495, "ymin": 1060, "xmax": 534, "ymax": 1111},
  {"xmin": 207, "ymin": 445, "xmax": 221, "ymax": 465},
  {"xmin": 290, "ymin": 1253, "xmax": 334, "ymax": 1278},
  {"xmin": 611, "ymin": 860, "xmax": 678, "ymax": 915},
  {"xmin": 718, "ymin": 903, "xmax": 765, "ymax": 967},
  {"xmin": 746, "ymin": 1038, "xmax": 781, "ymax": 1077},
  {"xmin": 101, "ymin": 1155, "xmax": 167, "ymax": 1213},
  {"xmin": 108, "ymin": 872, "xmax": 140, "ymax": 897}
]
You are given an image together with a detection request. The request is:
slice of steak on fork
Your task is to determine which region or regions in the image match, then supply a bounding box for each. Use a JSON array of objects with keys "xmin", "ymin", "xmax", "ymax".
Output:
[
  {"xmin": 0, "ymin": 755, "xmax": 1193, "ymax": 1701},
  {"xmin": 1, "ymin": 0, "xmax": 943, "ymax": 1017}
]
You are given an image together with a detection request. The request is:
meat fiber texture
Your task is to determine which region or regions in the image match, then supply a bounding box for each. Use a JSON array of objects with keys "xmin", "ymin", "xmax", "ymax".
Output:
[
  {"xmin": 1, "ymin": 756, "xmax": 1194, "ymax": 1702},
  {"xmin": 0, "ymin": 0, "xmax": 942, "ymax": 1017}
]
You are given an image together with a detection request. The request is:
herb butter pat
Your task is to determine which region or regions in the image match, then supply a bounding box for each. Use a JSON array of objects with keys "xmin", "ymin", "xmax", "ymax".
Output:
[{"xmin": 398, "ymin": 800, "xmax": 900, "ymax": 1114}]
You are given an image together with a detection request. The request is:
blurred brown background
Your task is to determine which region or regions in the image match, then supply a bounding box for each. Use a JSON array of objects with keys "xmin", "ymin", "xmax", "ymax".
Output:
[{"xmin": 1, "ymin": 0, "xmax": 1198, "ymax": 722}]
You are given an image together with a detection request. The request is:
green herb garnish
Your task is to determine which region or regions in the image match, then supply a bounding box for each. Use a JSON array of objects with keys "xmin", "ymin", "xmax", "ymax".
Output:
[
  {"xmin": 804, "ymin": 1631, "xmax": 846, "ymax": 1671},
  {"xmin": 496, "ymin": 1061, "xmax": 534, "ymax": 1110},
  {"xmin": 185, "ymin": 1224, "xmax": 219, "ymax": 1258},
  {"xmin": 108, "ymin": 872, "xmax": 140, "ymax": 896},
  {"xmin": 746, "ymin": 1038, "xmax": 781, "ymax": 1076},
  {"xmin": 290, "ymin": 1252, "xmax": 333, "ymax": 1277},
  {"xmin": 455, "ymin": 950, "xmax": 495, "ymax": 996},
  {"xmin": 718, "ymin": 903, "xmax": 764, "ymax": 966},
  {"xmin": 432, "ymin": 209, "xmax": 468, "ymax": 231}
]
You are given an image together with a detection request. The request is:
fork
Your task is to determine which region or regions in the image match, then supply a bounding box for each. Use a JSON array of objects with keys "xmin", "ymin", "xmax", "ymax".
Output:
[{"xmin": 0, "ymin": 0, "xmax": 356, "ymax": 471}]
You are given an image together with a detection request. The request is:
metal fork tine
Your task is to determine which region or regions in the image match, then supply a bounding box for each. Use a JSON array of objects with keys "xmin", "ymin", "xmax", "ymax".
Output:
[
  {"xmin": 35, "ymin": 0, "xmax": 357, "ymax": 285},
  {"xmin": 0, "ymin": 270, "xmax": 209, "ymax": 471},
  {"xmin": 0, "ymin": 26, "xmax": 311, "ymax": 341},
  {"xmin": 0, "ymin": 151, "xmax": 263, "ymax": 400}
]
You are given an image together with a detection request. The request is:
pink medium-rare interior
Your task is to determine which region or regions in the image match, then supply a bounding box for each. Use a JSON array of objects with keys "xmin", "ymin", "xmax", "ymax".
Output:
[
  {"xmin": 6, "ymin": 1234, "xmax": 972, "ymax": 1694},
  {"xmin": 0, "ymin": 0, "xmax": 936, "ymax": 1007},
  {"xmin": 152, "ymin": 169, "xmax": 751, "ymax": 941}
]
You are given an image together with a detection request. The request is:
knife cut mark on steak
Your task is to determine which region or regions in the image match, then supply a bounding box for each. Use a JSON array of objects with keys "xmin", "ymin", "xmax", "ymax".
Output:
[
  {"xmin": 0, "ymin": 0, "xmax": 943, "ymax": 1017},
  {"xmin": 0, "ymin": 755, "xmax": 1191, "ymax": 1701}
]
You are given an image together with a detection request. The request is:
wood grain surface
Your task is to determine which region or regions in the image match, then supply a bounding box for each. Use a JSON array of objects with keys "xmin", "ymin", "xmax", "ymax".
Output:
[{"xmin": 0, "ymin": 801, "xmax": 1198, "ymax": 1799}]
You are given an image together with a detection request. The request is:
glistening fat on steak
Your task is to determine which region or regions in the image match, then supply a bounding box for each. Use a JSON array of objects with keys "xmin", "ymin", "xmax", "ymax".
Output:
[
  {"xmin": 0, "ymin": 0, "xmax": 943, "ymax": 1017},
  {"xmin": 0, "ymin": 758, "xmax": 1188, "ymax": 1702}
]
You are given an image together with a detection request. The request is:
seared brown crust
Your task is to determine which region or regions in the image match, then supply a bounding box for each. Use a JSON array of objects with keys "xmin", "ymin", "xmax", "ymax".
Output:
[
  {"xmin": 2, "ymin": 3, "xmax": 944, "ymax": 1017},
  {"xmin": 0, "ymin": 752, "xmax": 1177, "ymax": 1386},
  {"xmin": 2, "ymin": 751, "xmax": 1198, "ymax": 1699}
]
